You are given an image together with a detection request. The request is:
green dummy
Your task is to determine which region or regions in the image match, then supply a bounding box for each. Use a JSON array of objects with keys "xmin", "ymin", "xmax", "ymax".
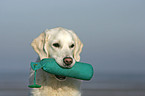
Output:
[{"xmin": 28, "ymin": 58, "xmax": 93, "ymax": 88}]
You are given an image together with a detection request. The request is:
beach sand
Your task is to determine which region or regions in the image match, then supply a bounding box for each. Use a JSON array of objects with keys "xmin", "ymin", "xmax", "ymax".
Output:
[
  {"xmin": 1, "ymin": 88, "xmax": 145, "ymax": 96},
  {"xmin": 0, "ymin": 72, "xmax": 145, "ymax": 96}
]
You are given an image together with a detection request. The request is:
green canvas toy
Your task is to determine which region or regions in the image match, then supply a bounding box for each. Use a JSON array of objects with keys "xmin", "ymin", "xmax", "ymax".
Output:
[{"xmin": 28, "ymin": 58, "xmax": 93, "ymax": 88}]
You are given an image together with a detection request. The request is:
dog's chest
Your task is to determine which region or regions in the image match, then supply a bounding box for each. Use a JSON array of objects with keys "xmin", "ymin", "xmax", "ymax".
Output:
[{"xmin": 39, "ymin": 83, "xmax": 81, "ymax": 96}]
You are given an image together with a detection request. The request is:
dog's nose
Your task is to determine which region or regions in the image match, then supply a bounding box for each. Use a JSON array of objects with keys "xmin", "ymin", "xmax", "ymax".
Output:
[{"xmin": 63, "ymin": 57, "xmax": 73, "ymax": 66}]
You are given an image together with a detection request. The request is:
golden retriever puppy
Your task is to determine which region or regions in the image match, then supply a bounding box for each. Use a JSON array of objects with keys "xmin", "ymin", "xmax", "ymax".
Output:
[{"xmin": 29, "ymin": 27, "xmax": 83, "ymax": 96}]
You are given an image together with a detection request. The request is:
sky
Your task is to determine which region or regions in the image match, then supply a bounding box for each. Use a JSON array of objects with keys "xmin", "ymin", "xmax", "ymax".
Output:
[{"xmin": 0, "ymin": 0, "xmax": 145, "ymax": 74}]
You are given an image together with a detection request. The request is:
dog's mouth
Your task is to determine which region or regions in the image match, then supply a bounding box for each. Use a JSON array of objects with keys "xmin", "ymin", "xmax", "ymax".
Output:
[{"xmin": 55, "ymin": 75, "xmax": 66, "ymax": 80}]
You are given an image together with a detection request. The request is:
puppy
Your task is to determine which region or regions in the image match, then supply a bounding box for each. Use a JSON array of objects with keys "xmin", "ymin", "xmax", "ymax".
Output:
[{"xmin": 29, "ymin": 27, "xmax": 83, "ymax": 96}]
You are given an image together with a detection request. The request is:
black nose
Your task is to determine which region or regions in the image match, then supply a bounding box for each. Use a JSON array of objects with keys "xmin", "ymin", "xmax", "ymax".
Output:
[{"xmin": 63, "ymin": 57, "xmax": 73, "ymax": 66}]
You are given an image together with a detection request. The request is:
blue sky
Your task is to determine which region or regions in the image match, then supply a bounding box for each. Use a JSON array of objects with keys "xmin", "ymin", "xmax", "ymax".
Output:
[{"xmin": 0, "ymin": 0, "xmax": 145, "ymax": 74}]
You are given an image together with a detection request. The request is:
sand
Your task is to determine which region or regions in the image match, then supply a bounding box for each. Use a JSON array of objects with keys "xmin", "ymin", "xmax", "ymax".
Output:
[
  {"xmin": 1, "ymin": 72, "xmax": 145, "ymax": 96},
  {"xmin": 1, "ymin": 88, "xmax": 145, "ymax": 96}
]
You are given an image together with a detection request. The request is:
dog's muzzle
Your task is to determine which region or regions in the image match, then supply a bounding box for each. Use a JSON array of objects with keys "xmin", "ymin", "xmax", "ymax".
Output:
[{"xmin": 55, "ymin": 57, "xmax": 73, "ymax": 80}]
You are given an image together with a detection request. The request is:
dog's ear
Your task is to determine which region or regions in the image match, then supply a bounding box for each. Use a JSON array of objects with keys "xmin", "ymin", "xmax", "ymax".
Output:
[
  {"xmin": 72, "ymin": 32, "xmax": 83, "ymax": 62},
  {"xmin": 31, "ymin": 32, "xmax": 49, "ymax": 60}
]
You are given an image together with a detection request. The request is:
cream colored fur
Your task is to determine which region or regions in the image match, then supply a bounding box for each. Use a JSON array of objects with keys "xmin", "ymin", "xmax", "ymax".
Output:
[{"xmin": 29, "ymin": 27, "xmax": 83, "ymax": 96}]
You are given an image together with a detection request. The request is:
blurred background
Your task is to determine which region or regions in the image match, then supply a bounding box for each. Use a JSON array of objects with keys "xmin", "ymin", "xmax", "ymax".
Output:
[{"xmin": 0, "ymin": 0, "xmax": 145, "ymax": 96}]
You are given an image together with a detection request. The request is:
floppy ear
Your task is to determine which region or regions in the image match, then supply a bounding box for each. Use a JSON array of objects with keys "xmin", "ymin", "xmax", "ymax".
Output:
[
  {"xmin": 31, "ymin": 32, "xmax": 49, "ymax": 60},
  {"xmin": 72, "ymin": 33, "xmax": 83, "ymax": 62}
]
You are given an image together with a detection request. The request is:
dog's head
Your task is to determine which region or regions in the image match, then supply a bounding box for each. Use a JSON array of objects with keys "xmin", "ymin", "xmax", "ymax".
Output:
[{"xmin": 31, "ymin": 27, "xmax": 83, "ymax": 80}]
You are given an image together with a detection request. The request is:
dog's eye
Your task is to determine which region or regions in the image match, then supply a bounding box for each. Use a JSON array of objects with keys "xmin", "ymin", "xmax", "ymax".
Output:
[
  {"xmin": 53, "ymin": 43, "xmax": 60, "ymax": 48},
  {"xmin": 70, "ymin": 44, "xmax": 75, "ymax": 48}
]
